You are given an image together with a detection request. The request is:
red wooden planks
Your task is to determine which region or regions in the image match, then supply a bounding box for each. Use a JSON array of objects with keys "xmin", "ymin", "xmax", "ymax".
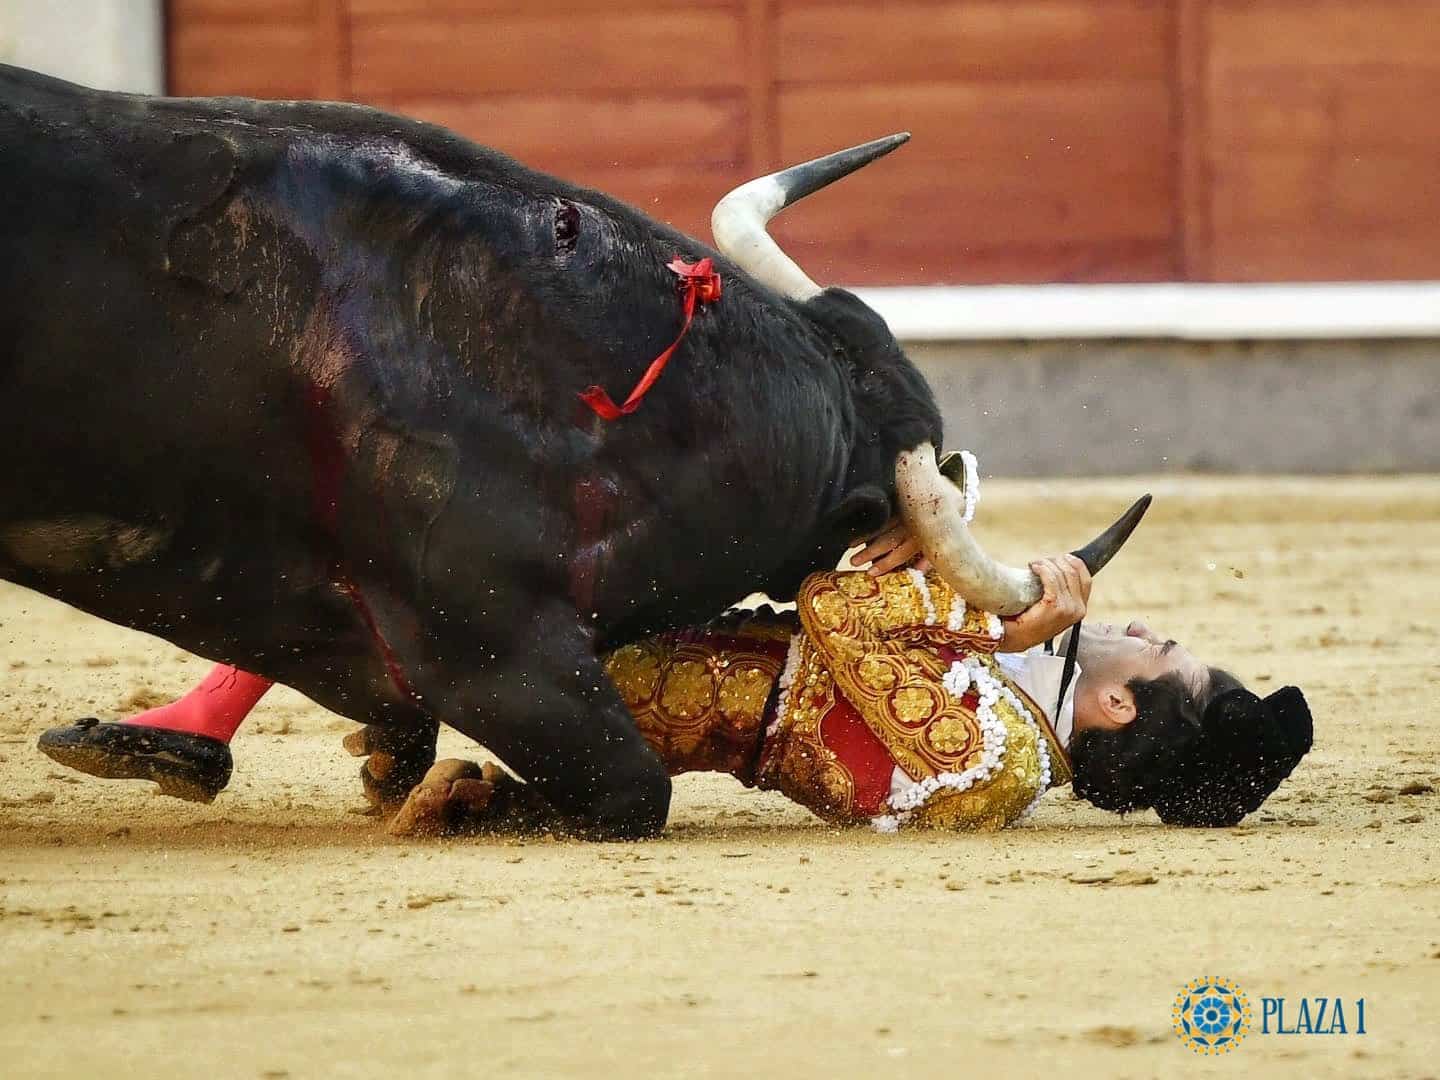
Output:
[
  {"xmin": 170, "ymin": 21, "xmax": 319, "ymax": 98},
  {"xmin": 376, "ymin": 95, "xmax": 748, "ymax": 171},
  {"xmin": 349, "ymin": 10, "xmax": 744, "ymax": 97},
  {"xmin": 1205, "ymin": 0, "xmax": 1440, "ymax": 280},
  {"xmin": 164, "ymin": 0, "xmax": 1440, "ymax": 283},
  {"xmin": 169, "ymin": 0, "xmax": 316, "ymax": 19},
  {"xmin": 776, "ymin": 0, "xmax": 1170, "ymax": 85}
]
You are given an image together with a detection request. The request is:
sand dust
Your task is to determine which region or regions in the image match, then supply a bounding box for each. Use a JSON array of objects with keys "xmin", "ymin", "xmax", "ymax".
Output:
[{"xmin": 1, "ymin": 477, "xmax": 1437, "ymax": 1078}]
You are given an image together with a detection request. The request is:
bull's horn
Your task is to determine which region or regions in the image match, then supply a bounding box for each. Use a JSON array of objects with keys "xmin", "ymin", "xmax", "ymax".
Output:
[
  {"xmin": 1071, "ymin": 494, "xmax": 1151, "ymax": 576},
  {"xmin": 711, "ymin": 133, "xmax": 910, "ymax": 301},
  {"xmin": 896, "ymin": 443, "xmax": 1040, "ymax": 616},
  {"xmin": 895, "ymin": 443, "xmax": 1151, "ymax": 617}
]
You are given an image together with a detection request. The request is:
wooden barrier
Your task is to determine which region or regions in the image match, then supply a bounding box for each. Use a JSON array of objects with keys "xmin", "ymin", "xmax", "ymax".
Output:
[{"xmin": 167, "ymin": 0, "xmax": 1440, "ymax": 285}]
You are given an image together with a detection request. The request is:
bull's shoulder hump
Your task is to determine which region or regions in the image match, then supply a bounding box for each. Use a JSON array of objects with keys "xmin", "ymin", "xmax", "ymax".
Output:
[
  {"xmin": 0, "ymin": 63, "xmax": 523, "ymax": 184},
  {"xmin": 149, "ymin": 94, "xmax": 558, "ymax": 195},
  {"xmin": 1, "ymin": 65, "xmax": 649, "ymax": 220}
]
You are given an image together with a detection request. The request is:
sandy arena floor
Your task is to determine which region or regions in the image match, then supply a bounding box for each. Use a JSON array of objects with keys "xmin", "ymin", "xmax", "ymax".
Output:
[{"xmin": 1, "ymin": 476, "xmax": 1437, "ymax": 1079}]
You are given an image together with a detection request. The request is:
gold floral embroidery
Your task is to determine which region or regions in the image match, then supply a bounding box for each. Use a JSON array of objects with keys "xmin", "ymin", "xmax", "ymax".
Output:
[
  {"xmin": 871, "ymin": 572, "xmax": 930, "ymax": 627},
  {"xmin": 926, "ymin": 715, "xmax": 970, "ymax": 755},
  {"xmin": 856, "ymin": 655, "xmax": 899, "ymax": 692},
  {"xmin": 837, "ymin": 574, "xmax": 879, "ymax": 600},
  {"xmin": 795, "ymin": 569, "xmax": 1063, "ymax": 810},
  {"xmin": 658, "ymin": 660, "xmax": 715, "ymax": 721},
  {"xmin": 606, "ymin": 644, "xmax": 662, "ymax": 705},
  {"xmin": 718, "ymin": 666, "xmax": 776, "ymax": 729},
  {"xmin": 798, "ymin": 571, "xmax": 995, "ymax": 779},
  {"xmin": 607, "ymin": 570, "xmax": 1067, "ymax": 830},
  {"xmin": 811, "ymin": 591, "xmax": 851, "ymax": 631},
  {"xmin": 602, "ymin": 633, "xmax": 785, "ymax": 777},
  {"xmin": 911, "ymin": 719, "xmax": 1043, "ymax": 831},
  {"xmin": 890, "ymin": 685, "xmax": 940, "ymax": 728}
]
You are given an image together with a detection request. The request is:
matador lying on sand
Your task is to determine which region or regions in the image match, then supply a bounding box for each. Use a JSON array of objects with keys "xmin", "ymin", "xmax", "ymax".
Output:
[{"xmin": 40, "ymin": 466, "xmax": 1312, "ymax": 833}]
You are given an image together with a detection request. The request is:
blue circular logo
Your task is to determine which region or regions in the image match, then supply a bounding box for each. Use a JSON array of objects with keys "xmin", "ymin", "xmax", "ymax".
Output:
[{"xmin": 1173, "ymin": 977, "xmax": 1252, "ymax": 1054}]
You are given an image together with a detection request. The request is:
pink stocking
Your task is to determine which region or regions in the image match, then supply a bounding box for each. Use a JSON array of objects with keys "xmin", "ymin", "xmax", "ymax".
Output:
[{"xmin": 123, "ymin": 664, "xmax": 274, "ymax": 743}]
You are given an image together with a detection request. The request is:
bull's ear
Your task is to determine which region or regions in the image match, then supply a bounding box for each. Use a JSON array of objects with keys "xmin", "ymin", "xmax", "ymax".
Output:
[{"xmin": 826, "ymin": 484, "xmax": 893, "ymax": 541}]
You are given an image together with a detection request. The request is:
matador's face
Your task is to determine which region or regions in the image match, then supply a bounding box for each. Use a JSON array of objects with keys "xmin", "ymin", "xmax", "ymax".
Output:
[{"xmin": 1068, "ymin": 620, "xmax": 1212, "ymax": 732}]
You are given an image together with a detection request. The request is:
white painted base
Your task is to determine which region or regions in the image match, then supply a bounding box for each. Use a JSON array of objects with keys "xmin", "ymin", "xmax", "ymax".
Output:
[{"xmin": 851, "ymin": 282, "xmax": 1440, "ymax": 341}]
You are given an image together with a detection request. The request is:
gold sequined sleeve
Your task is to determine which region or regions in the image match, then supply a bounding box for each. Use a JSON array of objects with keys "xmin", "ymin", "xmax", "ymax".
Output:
[{"xmin": 808, "ymin": 567, "xmax": 1005, "ymax": 655}]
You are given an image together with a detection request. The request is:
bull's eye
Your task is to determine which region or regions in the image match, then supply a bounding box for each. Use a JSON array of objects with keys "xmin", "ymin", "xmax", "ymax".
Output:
[{"xmin": 554, "ymin": 199, "xmax": 581, "ymax": 254}]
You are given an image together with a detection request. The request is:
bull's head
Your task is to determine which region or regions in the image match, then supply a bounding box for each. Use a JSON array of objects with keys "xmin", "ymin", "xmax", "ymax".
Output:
[{"xmin": 711, "ymin": 135, "xmax": 1147, "ymax": 614}]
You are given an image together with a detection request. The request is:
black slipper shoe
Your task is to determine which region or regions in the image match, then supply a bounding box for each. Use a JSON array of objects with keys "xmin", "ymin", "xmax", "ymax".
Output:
[{"xmin": 37, "ymin": 718, "xmax": 233, "ymax": 803}]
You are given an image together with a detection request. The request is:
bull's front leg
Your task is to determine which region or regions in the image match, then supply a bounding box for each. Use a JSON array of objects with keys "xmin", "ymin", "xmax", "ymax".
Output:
[{"xmin": 394, "ymin": 603, "xmax": 671, "ymax": 840}]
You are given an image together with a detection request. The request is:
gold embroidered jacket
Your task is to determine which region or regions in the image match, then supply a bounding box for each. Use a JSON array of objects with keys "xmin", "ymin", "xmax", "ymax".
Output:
[{"xmin": 603, "ymin": 569, "xmax": 1072, "ymax": 831}]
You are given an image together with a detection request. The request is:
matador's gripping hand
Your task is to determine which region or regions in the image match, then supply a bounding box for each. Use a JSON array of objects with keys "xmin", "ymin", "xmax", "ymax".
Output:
[{"xmin": 997, "ymin": 554, "xmax": 1092, "ymax": 653}]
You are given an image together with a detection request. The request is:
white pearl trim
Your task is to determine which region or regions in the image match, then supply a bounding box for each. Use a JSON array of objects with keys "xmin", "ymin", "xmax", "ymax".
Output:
[
  {"xmin": 766, "ymin": 633, "xmax": 806, "ymax": 738},
  {"xmin": 908, "ymin": 567, "xmax": 937, "ymax": 625},
  {"xmin": 946, "ymin": 593, "xmax": 968, "ymax": 632}
]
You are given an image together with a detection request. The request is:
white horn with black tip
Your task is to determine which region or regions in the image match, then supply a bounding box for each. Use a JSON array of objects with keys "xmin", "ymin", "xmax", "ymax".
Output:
[
  {"xmin": 711, "ymin": 133, "xmax": 911, "ymax": 301},
  {"xmin": 895, "ymin": 443, "xmax": 1041, "ymax": 616},
  {"xmin": 898, "ymin": 444, "xmax": 1154, "ymax": 616}
]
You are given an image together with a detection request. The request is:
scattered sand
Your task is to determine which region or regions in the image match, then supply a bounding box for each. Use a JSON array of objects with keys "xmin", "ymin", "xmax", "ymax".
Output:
[{"xmin": 1, "ymin": 477, "xmax": 1437, "ymax": 1078}]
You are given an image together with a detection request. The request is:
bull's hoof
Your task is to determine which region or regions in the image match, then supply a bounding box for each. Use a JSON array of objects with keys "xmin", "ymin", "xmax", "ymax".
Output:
[
  {"xmin": 386, "ymin": 760, "xmax": 564, "ymax": 838},
  {"xmin": 343, "ymin": 723, "xmax": 437, "ymax": 812},
  {"xmin": 387, "ymin": 759, "xmax": 506, "ymax": 837},
  {"xmin": 37, "ymin": 718, "xmax": 232, "ymax": 803}
]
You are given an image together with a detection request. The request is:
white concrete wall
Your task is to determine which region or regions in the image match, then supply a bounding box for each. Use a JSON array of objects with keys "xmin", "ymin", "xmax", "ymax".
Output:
[
  {"xmin": 853, "ymin": 283, "xmax": 1440, "ymax": 341},
  {"xmin": 912, "ymin": 338, "xmax": 1440, "ymax": 475},
  {"xmin": 0, "ymin": 0, "xmax": 162, "ymax": 93}
]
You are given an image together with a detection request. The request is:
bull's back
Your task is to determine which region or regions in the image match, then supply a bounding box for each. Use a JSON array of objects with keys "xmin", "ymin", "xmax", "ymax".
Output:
[
  {"xmin": 0, "ymin": 69, "xmax": 320, "ymax": 536},
  {"xmin": 0, "ymin": 65, "xmax": 231, "ymax": 297}
]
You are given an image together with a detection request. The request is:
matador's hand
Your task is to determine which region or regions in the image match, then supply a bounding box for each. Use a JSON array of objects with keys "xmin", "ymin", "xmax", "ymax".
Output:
[
  {"xmin": 853, "ymin": 518, "xmax": 931, "ymax": 576},
  {"xmin": 998, "ymin": 554, "xmax": 1091, "ymax": 653}
]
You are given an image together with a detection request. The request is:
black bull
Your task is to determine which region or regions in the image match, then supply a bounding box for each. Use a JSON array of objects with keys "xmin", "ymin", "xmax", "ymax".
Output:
[{"xmin": 0, "ymin": 65, "xmax": 944, "ymax": 836}]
